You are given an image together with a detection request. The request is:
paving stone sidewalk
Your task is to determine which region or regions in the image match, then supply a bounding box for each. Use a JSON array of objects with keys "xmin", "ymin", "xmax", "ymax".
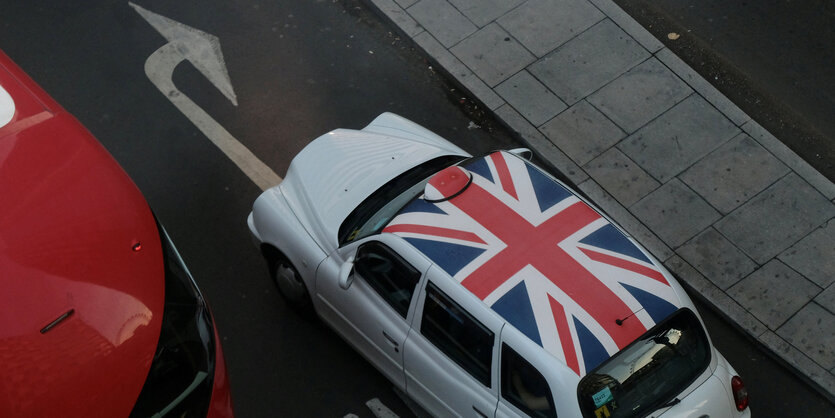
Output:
[{"xmin": 368, "ymin": 0, "xmax": 835, "ymax": 400}]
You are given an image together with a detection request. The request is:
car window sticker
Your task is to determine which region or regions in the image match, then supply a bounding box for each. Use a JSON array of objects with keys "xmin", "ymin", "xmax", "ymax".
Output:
[
  {"xmin": 592, "ymin": 387, "xmax": 613, "ymax": 408},
  {"xmin": 348, "ymin": 229, "xmax": 360, "ymax": 241},
  {"xmin": 594, "ymin": 405, "xmax": 611, "ymax": 418}
]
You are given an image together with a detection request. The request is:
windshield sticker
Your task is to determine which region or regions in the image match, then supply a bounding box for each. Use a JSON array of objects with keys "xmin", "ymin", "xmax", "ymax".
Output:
[
  {"xmin": 348, "ymin": 229, "xmax": 359, "ymax": 241},
  {"xmin": 592, "ymin": 386, "xmax": 613, "ymax": 408},
  {"xmin": 594, "ymin": 405, "xmax": 611, "ymax": 418}
]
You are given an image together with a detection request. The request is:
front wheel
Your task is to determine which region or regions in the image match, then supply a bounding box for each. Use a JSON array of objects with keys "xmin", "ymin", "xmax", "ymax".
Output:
[{"xmin": 271, "ymin": 255, "xmax": 313, "ymax": 314}]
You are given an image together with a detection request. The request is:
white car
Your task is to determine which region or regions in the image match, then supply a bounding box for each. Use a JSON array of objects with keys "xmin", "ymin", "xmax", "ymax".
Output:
[{"xmin": 247, "ymin": 113, "xmax": 751, "ymax": 418}]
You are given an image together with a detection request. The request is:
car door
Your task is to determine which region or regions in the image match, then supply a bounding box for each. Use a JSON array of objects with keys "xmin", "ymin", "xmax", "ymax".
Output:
[
  {"xmin": 403, "ymin": 265, "xmax": 504, "ymax": 418},
  {"xmin": 315, "ymin": 234, "xmax": 430, "ymax": 390}
]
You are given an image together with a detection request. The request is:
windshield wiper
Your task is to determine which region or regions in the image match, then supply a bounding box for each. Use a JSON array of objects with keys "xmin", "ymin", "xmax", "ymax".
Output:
[{"xmin": 650, "ymin": 397, "xmax": 681, "ymax": 416}]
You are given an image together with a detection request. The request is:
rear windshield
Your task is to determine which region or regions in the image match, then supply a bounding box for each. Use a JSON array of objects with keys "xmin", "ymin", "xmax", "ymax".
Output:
[{"xmin": 577, "ymin": 309, "xmax": 710, "ymax": 418}]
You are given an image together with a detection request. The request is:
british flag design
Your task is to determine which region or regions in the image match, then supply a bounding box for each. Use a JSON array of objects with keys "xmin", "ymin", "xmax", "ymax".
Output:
[{"xmin": 383, "ymin": 151, "xmax": 681, "ymax": 376}]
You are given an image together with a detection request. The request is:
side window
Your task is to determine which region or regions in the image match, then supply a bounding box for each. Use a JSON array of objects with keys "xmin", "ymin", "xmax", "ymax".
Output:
[
  {"xmin": 501, "ymin": 344, "xmax": 556, "ymax": 418},
  {"xmin": 420, "ymin": 282, "xmax": 493, "ymax": 387},
  {"xmin": 354, "ymin": 242, "xmax": 421, "ymax": 318}
]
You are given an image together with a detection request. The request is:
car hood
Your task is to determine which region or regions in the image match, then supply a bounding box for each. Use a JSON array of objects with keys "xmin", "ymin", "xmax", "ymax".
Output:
[
  {"xmin": 279, "ymin": 113, "xmax": 468, "ymax": 251},
  {"xmin": 0, "ymin": 56, "xmax": 163, "ymax": 416}
]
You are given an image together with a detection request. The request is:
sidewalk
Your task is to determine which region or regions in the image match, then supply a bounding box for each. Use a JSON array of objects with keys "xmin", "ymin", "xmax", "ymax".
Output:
[{"xmin": 367, "ymin": 0, "xmax": 835, "ymax": 400}]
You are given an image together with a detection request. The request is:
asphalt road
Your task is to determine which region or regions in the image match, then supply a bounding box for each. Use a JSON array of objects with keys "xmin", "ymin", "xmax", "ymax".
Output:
[
  {"xmin": 1, "ymin": 1, "xmax": 514, "ymax": 416},
  {"xmin": 612, "ymin": 0, "xmax": 835, "ymax": 182},
  {"xmin": 0, "ymin": 0, "xmax": 832, "ymax": 416}
]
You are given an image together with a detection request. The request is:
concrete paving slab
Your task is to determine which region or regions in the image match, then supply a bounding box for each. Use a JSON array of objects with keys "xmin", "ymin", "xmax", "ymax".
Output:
[
  {"xmin": 370, "ymin": 0, "xmax": 424, "ymax": 36},
  {"xmin": 529, "ymin": 19, "xmax": 649, "ymax": 105},
  {"xmin": 760, "ymin": 331, "xmax": 835, "ymax": 396},
  {"xmin": 677, "ymin": 228, "xmax": 757, "ymax": 290},
  {"xmin": 497, "ymin": 0, "xmax": 603, "ymax": 57},
  {"xmin": 407, "ymin": 0, "xmax": 476, "ymax": 47},
  {"xmin": 413, "ymin": 31, "xmax": 505, "ymax": 110},
  {"xmin": 588, "ymin": 58, "xmax": 692, "ymax": 134},
  {"xmin": 583, "ymin": 147, "xmax": 659, "ymax": 206},
  {"xmin": 579, "ymin": 179, "xmax": 673, "ymax": 261},
  {"xmin": 681, "ymin": 133, "xmax": 790, "ymax": 214},
  {"xmin": 587, "ymin": 0, "xmax": 663, "ymax": 53},
  {"xmin": 656, "ymin": 48, "xmax": 750, "ymax": 126},
  {"xmin": 778, "ymin": 303, "xmax": 835, "ymax": 370},
  {"xmin": 664, "ymin": 255, "xmax": 713, "ymax": 293},
  {"xmin": 715, "ymin": 173, "xmax": 835, "ymax": 264},
  {"xmin": 449, "ymin": 0, "xmax": 525, "ymax": 28},
  {"xmin": 618, "ymin": 95, "xmax": 740, "ymax": 182},
  {"xmin": 816, "ymin": 285, "xmax": 835, "ymax": 314},
  {"xmin": 496, "ymin": 70, "xmax": 566, "ymax": 126},
  {"xmin": 494, "ymin": 103, "xmax": 588, "ymax": 185},
  {"xmin": 728, "ymin": 260, "xmax": 821, "ymax": 330},
  {"xmin": 540, "ymin": 100, "xmax": 624, "ymax": 166},
  {"xmin": 451, "ymin": 23, "xmax": 535, "ymax": 87},
  {"xmin": 743, "ymin": 120, "xmax": 835, "ymax": 200},
  {"xmin": 665, "ymin": 255, "xmax": 767, "ymax": 336},
  {"xmin": 779, "ymin": 220, "xmax": 835, "ymax": 289},
  {"xmin": 630, "ymin": 178, "xmax": 720, "ymax": 247}
]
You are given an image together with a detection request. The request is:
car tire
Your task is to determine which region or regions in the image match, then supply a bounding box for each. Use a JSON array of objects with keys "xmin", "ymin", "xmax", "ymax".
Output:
[{"xmin": 270, "ymin": 254, "xmax": 314, "ymax": 316}]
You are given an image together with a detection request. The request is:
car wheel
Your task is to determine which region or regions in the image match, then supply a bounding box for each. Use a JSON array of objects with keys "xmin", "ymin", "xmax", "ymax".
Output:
[{"xmin": 271, "ymin": 255, "xmax": 313, "ymax": 314}]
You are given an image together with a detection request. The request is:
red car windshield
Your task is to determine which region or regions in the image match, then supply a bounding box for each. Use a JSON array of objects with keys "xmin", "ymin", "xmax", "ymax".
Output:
[{"xmin": 130, "ymin": 222, "xmax": 215, "ymax": 417}]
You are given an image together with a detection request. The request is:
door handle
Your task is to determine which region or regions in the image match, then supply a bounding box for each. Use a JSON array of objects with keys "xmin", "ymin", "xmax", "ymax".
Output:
[
  {"xmin": 472, "ymin": 405, "xmax": 488, "ymax": 418},
  {"xmin": 382, "ymin": 331, "xmax": 399, "ymax": 352}
]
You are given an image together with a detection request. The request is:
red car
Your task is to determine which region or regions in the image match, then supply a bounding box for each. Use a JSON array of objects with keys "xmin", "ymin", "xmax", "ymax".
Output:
[{"xmin": 0, "ymin": 50, "xmax": 233, "ymax": 417}]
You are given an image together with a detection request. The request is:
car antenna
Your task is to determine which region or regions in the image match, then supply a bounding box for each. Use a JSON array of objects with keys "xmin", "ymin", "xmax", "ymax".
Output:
[{"xmin": 615, "ymin": 308, "xmax": 644, "ymax": 326}]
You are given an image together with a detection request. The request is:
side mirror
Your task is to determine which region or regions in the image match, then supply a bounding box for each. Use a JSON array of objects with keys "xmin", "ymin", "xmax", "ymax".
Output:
[
  {"xmin": 338, "ymin": 256, "xmax": 355, "ymax": 290},
  {"xmin": 508, "ymin": 147, "xmax": 533, "ymax": 160}
]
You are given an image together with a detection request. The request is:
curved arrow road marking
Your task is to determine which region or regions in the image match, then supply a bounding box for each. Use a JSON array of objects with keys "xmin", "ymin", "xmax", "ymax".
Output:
[{"xmin": 130, "ymin": 2, "xmax": 281, "ymax": 190}]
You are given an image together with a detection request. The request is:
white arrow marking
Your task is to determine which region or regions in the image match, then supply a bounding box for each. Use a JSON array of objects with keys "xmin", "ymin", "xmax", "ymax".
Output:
[
  {"xmin": 365, "ymin": 398, "xmax": 400, "ymax": 418},
  {"xmin": 130, "ymin": 2, "xmax": 281, "ymax": 190},
  {"xmin": 343, "ymin": 398, "xmax": 401, "ymax": 418}
]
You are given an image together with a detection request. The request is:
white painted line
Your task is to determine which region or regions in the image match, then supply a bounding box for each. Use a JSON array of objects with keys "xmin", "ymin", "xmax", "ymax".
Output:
[
  {"xmin": 130, "ymin": 2, "xmax": 282, "ymax": 191},
  {"xmin": 0, "ymin": 84, "xmax": 14, "ymax": 128},
  {"xmin": 366, "ymin": 398, "xmax": 400, "ymax": 418}
]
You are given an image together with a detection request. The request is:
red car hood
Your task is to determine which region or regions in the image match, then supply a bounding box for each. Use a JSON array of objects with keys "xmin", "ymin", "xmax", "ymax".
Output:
[{"xmin": 0, "ymin": 52, "xmax": 164, "ymax": 416}]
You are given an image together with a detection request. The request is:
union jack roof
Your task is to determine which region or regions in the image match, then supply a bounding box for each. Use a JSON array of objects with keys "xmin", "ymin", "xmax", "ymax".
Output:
[{"xmin": 384, "ymin": 151, "xmax": 682, "ymax": 376}]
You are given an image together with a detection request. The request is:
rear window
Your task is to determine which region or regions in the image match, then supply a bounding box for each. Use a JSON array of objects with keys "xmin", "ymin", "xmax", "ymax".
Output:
[{"xmin": 577, "ymin": 309, "xmax": 710, "ymax": 418}]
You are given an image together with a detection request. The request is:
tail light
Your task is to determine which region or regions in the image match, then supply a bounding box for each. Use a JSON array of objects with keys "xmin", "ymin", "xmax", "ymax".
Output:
[{"xmin": 731, "ymin": 375, "xmax": 749, "ymax": 411}]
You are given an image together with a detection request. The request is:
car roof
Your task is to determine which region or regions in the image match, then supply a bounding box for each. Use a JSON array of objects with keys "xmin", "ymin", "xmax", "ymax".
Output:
[
  {"xmin": 384, "ymin": 151, "xmax": 684, "ymax": 376},
  {"xmin": 0, "ymin": 50, "xmax": 164, "ymax": 416}
]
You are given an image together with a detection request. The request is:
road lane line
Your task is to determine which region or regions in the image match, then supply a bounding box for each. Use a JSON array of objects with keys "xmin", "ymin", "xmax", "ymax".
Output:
[{"xmin": 366, "ymin": 398, "xmax": 400, "ymax": 418}]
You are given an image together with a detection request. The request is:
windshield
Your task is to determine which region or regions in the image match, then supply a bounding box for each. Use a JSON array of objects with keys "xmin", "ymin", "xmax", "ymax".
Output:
[
  {"xmin": 338, "ymin": 155, "xmax": 465, "ymax": 245},
  {"xmin": 131, "ymin": 222, "xmax": 215, "ymax": 418},
  {"xmin": 577, "ymin": 309, "xmax": 710, "ymax": 418}
]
